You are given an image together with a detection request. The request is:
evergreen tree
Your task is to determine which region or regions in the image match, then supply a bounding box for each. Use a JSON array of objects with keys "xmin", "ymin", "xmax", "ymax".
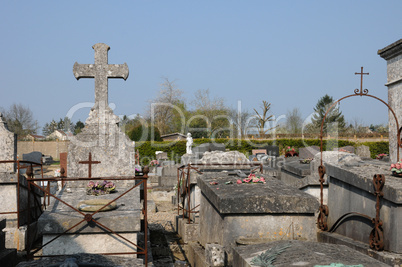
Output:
[{"xmin": 311, "ymin": 94, "xmax": 346, "ymax": 133}]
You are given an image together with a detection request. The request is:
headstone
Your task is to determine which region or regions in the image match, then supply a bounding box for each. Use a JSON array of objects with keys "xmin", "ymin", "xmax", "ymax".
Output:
[
  {"xmin": 356, "ymin": 145, "xmax": 371, "ymax": 159},
  {"xmin": 378, "ymin": 39, "xmax": 402, "ymax": 163},
  {"xmin": 0, "ymin": 113, "xmax": 17, "ymax": 173},
  {"xmin": 299, "ymin": 145, "xmax": 320, "ymax": 159},
  {"xmin": 68, "ymin": 43, "xmax": 135, "ymax": 184},
  {"xmin": 262, "ymin": 145, "xmax": 280, "ymax": 157},
  {"xmin": 39, "ymin": 44, "xmax": 141, "ymax": 257},
  {"xmin": 22, "ymin": 151, "xmax": 42, "ymax": 164}
]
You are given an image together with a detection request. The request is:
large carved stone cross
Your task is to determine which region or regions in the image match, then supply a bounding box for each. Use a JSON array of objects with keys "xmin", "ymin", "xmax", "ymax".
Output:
[{"xmin": 73, "ymin": 43, "xmax": 129, "ymax": 110}]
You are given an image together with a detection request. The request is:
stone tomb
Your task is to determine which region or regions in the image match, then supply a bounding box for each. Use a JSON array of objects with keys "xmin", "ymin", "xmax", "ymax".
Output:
[
  {"xmin": 197, "ymin": 172, "xmax": 319, "ymax": 265},
  {"xmin": 38, "ymin": 188, "xmax": 142, "ymax": 256},
  {"xmin": 324, "ymin": 159, "xmax": 402, "ymax": 254},
  {"xmin": 232, "ymin": 240, "xmax": 388, "ymax": 267},
  {"xmin": 37, "ymin": 43, "xmax": 142, "ymax": 258}
]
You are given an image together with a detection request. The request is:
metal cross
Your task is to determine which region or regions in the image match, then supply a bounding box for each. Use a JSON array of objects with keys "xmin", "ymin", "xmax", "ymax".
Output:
[
  {"xmin": 79, "ymin": 152, "xmax": 101, "ymax": 178},
  {"xmin": 73, "ymin": 43, "xmax": 129, "ymax": 111},
  {"xmin": 355, "ymin": 66, "xmax": 369, "ymax": 95}
]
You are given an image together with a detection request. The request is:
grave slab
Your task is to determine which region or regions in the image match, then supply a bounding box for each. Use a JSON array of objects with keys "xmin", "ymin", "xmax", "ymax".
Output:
[
  {"xmin": 38, "ymin": 187, "xmax": 141, "ymax": 256},
  {"xmin": 197, "ymin": 172, "xmax": 319, "ymax": 265},
  {"xmin": 233, "ymin": 240, "xmax": 389, "ymax": 267}
]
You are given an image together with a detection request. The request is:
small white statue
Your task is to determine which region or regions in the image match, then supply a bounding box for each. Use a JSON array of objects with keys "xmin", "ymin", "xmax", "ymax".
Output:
[{"xmin": 186, "ymin": 133, "xmax": 193, "ymax": 154}]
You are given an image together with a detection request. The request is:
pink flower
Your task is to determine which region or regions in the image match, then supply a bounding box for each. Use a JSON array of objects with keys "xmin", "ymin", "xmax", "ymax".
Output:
[
  {"xmin": 259, "ymin": 177, "xmax": 266, "ymax": 183},
  {"xmin": 391, "ymin": 164, "xmax": 396, "ymax": 168},
  {"xmin": 243, "ymin": 178, "xmax": 251, "ymax": 183},
  {"xmin": 237, "ymin": 179, "xmax": 242, "ymax": 184},
  {"xmin": 292, "ymin": 148, "xmax": 295, "ymax": 152},
  {"xmin": 288, "ymin": 146, "xmax": 290, "ymax": 149},
  {"xmin": 396, "ymin": 163, "xmax": 401, "ymax": 169},
  {"xmin": 252, "ymin": 177, "xmax": 260, "ymax": 183}
]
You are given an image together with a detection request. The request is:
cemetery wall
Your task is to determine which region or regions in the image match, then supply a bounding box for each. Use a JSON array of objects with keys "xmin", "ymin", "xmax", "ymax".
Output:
[{"xmin": 17, "ymin": 141, "xmax": 69, "ymax": 160}]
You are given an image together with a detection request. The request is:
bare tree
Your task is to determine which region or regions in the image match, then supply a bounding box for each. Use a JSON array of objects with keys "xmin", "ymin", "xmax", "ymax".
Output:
[
  {"xmin": 148, "ymin": 77, "xmax": 185, "ymax": 135},
  {"xmin": 229, "ymin": 105, "xmax": 256, "ymax": 138},
  {"xmin": 192, "ymin": 89, "xmax": 230, "ymax": 138},
  {"xmin": 285, "ymin": 108, "xmax": 303, "ymax": 134},
  {"xmin": 253, "ymin": 100, "xmax": 275, "ymax": 137},
  {"xmin": 1, "ymin": 103, "xmax": 38, "ymax": 137}
]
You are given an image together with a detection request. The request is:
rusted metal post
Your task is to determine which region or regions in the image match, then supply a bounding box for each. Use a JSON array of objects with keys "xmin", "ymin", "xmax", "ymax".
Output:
[
  {"xmin": 143, "ymin": 166, "xmax": 149, "ymax": 266},
  {"xmin": 17, "ymin": 161, "xmax": 21, "ymax": 227},
  {"xmin": 370, "ymin": 174, "xmax": 385, "ymax": 251},
  {"xmin": 177, "ymin": 167, "xmax": 180, "ymax": 215},
  {"xmin": 187, "ymin": 164, "xmax": 191, "ymax": 224}
]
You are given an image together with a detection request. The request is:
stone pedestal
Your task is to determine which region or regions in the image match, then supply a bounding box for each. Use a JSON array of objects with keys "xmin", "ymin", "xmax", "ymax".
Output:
[
  {"xmin": 326, "ymin": 160, "xmax": 402, "ymax": 253},
  {"xmin": 38, "ymin": 188, "xmax": 141, "ymax": 256},
  {"xmin": 197, "ymin": 173, "xmax": 319, "ymax": 265},
  {"xmin": 378, "ymin": 39, "xmax": 402, "ymax": 163}
]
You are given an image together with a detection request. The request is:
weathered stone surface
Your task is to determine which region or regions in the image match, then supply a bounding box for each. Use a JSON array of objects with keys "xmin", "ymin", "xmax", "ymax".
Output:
[
  {"xmin": 39, "ymin": 188, "xmax": 141, "ymax": 234},
  {"xmin": 326, "ymin": 160, "xmax": 402, "ymax": 253},
  {"xmin": 68, "ymin": 43, "xmax": 134, "ymax": 186},
  {"xmin": 197, "ymin": 173, "xmax": 318, "ymax": 214},
  {"xmin": 200, "ymin": 151, "xmax": 249, "ymax": 165},
  {"xmin": 281, "ymin": 157, "xmax": 311, "ymax": 177},
  {"xmin": 205, "ymin": 243, "xmax": 225, "ymax": 267},
  {"xmin": 77, "ymin": 199, "xmax": 117, "ymax": 212},
  {"xmin": 356, "ymin": 145, "xmax": 371, "ymax": 158},
  {"xmin": 16, "ymin": 253, "xmax": 144, "ymax": 266},
  {"xmin": 0, "ymin": 113, "xmax": 17, "ymax": 173},
  {"xmin": 378, "ymin": 38, "xmax": 402, "ymax": 163},
  {"xmin": 232, "ymin": 240, "xmax": 389, "ymax": 267},
  {"xmin": 22, "ymin": 151, "xmax": 42, "ymax": 164},
  {"xmin": 311, "ymin": 151, "xmax": 363, "ymax": 175},
  {"xmin": 299, "ymin": 145, "xmax": 320, "ymax": 159}
]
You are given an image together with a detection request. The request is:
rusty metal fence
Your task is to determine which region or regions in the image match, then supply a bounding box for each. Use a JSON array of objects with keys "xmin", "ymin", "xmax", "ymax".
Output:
[{"xmin": 0, "ymin": 160, "xmax": 150, "ymax": 265}]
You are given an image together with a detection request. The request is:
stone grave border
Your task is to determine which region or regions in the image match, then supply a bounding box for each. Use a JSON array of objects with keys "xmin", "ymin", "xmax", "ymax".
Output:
[
  {"xmin": 0, "ymin": 159, "xmax": 46, "ymax": 227},
  {"xmin": 176, "ymin": 163, "xmax": 263, "ymax": 224},
  {"xmin": 1, "ymin": 160, "xmax": 150, "ymax": 265},
  {"xmin": 317, "ymin": 67, "xmax": 399, "ymax": 251}
]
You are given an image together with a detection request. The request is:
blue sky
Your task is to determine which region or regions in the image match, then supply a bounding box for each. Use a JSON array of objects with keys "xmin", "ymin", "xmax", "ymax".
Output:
[{"xmin": 1, "ymin": 1, "xmax": 401, "ymax": 134}]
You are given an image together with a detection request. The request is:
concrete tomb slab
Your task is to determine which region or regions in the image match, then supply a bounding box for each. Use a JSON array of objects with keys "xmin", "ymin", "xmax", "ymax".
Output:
[
  {"xmin": 233, "ymin": 240, "xmax": 389, "ymax": 267},
  {"xmin": 197, "ymin": 172, "xmax": 319, "ymax": 264}
]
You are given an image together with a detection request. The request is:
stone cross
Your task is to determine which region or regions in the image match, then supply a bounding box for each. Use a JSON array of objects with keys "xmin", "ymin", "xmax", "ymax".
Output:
[
  {"xmin": 73, "ymin": 43, "xmax": 129, "ymax": 111},
  {"xmin": 78, "ymin": 152, "xmax": 101, "ymax": 178}
]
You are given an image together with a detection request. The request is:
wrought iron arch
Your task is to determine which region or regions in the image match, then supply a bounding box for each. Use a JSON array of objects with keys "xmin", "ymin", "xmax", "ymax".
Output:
[{"xmin": 316, "ymin": 67, "xmax": 400, "ymax": 251}]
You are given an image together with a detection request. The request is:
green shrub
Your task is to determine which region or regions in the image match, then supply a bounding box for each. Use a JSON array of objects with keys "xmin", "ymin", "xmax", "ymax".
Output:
[
  {"xmin": 127, "ymin": 125, "xmax": 162, "ymax": 142},
  {"xmin": 135, "ymin": 138, "xmax": 389, "ymax": 164}
]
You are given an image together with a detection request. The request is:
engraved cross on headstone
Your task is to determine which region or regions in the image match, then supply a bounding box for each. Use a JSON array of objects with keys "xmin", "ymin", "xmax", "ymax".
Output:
[{"xmin": 73, "ymin": 43, "xmax": 129, "ymax": 111}]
